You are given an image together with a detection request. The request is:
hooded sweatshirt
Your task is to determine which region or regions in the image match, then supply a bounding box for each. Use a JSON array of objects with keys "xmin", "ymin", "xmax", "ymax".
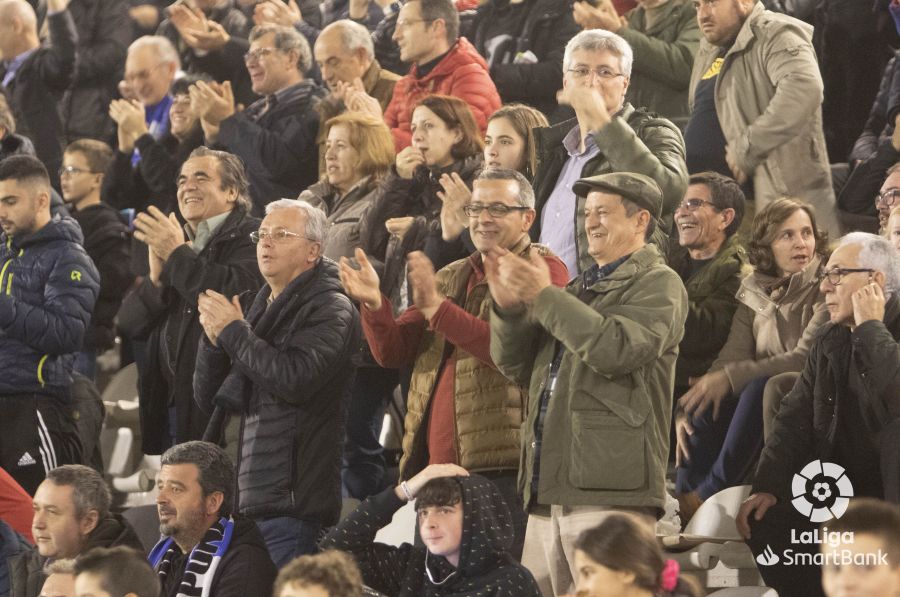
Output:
[{"xmin": 322, "ymin": 474, "xmax": 541, "ymax": 597}]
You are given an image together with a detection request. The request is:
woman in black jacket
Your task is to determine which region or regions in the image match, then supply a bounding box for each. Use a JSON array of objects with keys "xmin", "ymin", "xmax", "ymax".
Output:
[{"xmin": 369, "ymin": 95, "xmax": 483, "ymax": 309}]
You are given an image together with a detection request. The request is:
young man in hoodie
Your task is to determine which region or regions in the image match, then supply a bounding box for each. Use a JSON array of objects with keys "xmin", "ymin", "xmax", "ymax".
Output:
[
  {"xmin": 8, "ymin": 465, "xmax": 143, "ymax": 597},
  {"xmin": 0, "ymin": 156, "xmax": 99, "ymax": 496},
  {"xmin": 322, "ymin": 463, "xmax": 542, "ymax": 596}
]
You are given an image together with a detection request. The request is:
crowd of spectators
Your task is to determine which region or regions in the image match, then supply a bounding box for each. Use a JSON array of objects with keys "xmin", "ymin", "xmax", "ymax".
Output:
[{"xmin": 1, "ymin": 0, "xmax": 900, "ymax": 595}]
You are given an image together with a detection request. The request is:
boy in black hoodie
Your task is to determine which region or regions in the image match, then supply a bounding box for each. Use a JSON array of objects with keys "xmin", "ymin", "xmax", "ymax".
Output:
[{"xmin": 322, "ymin": 464, "xmax": 541, "ymax": 597}]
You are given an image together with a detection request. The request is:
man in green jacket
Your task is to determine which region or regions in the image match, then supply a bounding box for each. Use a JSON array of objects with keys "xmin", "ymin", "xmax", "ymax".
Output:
[{"xmin": 486, "ymin": 172, "xmax": 688, "ymax": 596}]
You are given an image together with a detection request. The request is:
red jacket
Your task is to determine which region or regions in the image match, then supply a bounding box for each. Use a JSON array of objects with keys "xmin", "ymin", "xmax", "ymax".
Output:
[{"xmin": 385, "ymin": 38, "xmax": 501, "ymax": 151}]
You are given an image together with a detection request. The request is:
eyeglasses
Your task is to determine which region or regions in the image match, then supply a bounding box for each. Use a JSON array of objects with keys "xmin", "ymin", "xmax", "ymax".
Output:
[
  {"xmin": 819, "ymin": 267, "xmax": 875, "ymax": 286},
  {"xmin": 58, "ymin": 166, "xmax": 96, "ymax": 178},
  {"xmin": 243, "ymin": 47, "xmax": 280, "ymax": 64},
  {"xmin": 462, "ymin": 203, "xmax": 531, "ymax": 218},
  {"xmin": 876, "ymin": 188, "xmax": 900, "ymax": 207},
  {"xmin": 675, "ymin": 198, "xmax": 719, "ymax": 212},
  {"xmin": 250, "ymin": 228, "xmax": 313, "ymax": 243},
  {"xmin": 566, "ymin": 66, "xmax": 625, "ymax": 81},
  {"xmin": 395, "ymin": 17, "xmax": 435, "ymax": 28}
]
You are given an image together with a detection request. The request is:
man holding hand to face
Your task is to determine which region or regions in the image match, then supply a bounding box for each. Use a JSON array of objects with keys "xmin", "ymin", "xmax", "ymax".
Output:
[{"xmin": 339, "ymin": 169, "xmax": 568, "ymax": 558}]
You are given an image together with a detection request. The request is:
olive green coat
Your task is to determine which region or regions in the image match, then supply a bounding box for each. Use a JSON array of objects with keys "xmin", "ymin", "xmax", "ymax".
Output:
[{"xmin": 491, "ymin": 244, "xmax": 687, "ymax": 512}]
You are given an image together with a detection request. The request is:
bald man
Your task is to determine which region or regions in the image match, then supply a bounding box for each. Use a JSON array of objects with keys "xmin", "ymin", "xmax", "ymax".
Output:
[{"xmin": 0, "ymin": 0, "xmax": 76, "ymax": 188}]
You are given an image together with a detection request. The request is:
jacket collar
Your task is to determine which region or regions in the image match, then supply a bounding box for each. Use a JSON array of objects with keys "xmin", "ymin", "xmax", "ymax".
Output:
[
  {"xmin": 728, "ymin": 2, "xmax": 813, "ymax": 55},
  {"xmin": 737, "ymin": 254, "xmax": 823, "ymax": 314},
  {"xmin": 536, "ymin": 103, "xmax": 637, "ymax": 157},
  {"xmin": 410, "ymin": 38, "xmax": 489, "ymax": 82},
  {"xmin": 577, "ymin": 244, "xmax": 663, "ymax": 292},
  {"xmin": 362, "ymin": 60, "xmax": 384, "ymax": 93}
]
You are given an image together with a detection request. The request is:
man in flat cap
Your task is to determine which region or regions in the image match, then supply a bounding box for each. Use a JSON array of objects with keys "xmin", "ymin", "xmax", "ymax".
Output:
[{"xmin": 485, "ymin": 171, "xmax": 688, "ymax": 596}]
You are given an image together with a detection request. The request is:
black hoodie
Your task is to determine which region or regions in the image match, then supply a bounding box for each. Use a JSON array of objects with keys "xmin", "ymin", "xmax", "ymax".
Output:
[{"xmin": 322, "ymin": 475, "xmax": 541, "ymax": 597}]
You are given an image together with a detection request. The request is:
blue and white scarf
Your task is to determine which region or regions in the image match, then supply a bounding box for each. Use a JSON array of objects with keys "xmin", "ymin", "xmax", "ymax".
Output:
[{"xmin": 148, "ymin": 516, "xmax": 234, "ymax": 597}]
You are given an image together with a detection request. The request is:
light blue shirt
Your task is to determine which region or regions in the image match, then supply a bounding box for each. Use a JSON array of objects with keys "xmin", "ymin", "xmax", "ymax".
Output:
[
  {"xmin": 539, "ymin": 125, "xmax": 600, "ymax": 276},
  {"xmin": 2, "ymin": 48, "xmax": 38, "ymax": 88}
]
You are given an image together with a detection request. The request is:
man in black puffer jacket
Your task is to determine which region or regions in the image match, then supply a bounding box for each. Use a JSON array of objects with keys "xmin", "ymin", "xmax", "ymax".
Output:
[
  {"xmin": 194, "ymin": 198, "xmax": 360, "ymax": 568},
  {"xmin": 0, "ymin": 156, "xmax": 99, "ymax": 496}
]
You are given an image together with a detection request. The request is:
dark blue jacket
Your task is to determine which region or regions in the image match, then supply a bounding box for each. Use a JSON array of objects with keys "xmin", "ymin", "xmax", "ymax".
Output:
[
  {"xmin": 0, "ymin": 216, "xmax": 99, "ymax": 398},
  {"xmin": 0, "ymin": 520, "xmax": 30, "ymax": 597}
]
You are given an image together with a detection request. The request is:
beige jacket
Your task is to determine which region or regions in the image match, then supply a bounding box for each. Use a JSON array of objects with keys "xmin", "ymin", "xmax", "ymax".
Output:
[
  {"xmin": 711, "ymin": 254, "xmax": 828, "ymax": 393},
  {"xmin": 689, "ymin": 2, "xmax": 839, "ymax": 236}
]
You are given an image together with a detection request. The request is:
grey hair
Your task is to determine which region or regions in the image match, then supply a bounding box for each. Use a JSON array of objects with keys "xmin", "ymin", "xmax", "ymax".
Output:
[
  {"xmin": 128, "ymin": 35, "xmax": 181, "ymax": 70},
  {"xmin": 45, "ymin": 465, "xmax": 111, "ymax": 521},
  {"xmin": 322, "ymin": 19, "xmax": 374, "ymax": 60},
  {"xmin": 161, "ymin": 441, "xmax": 235, "ymax": 517},
  {"xmin": 838, "ymin": 232, "xmax": 900, "ymax": 297},
  {"xmin": 44, "ymin": 558, "xmax": 76, "ymax": 576},
  {"xmin": 266, "ymin": 198, "xmax": 327, "ymax": 243},
  {"xmin": 475, "ymin": 168, "xmax": 535, "ymax": 208},
  {"xmin": 250, "ymin": 25, "xmax": 313, "ymax": 74},
  {"xmin": 563, "ymin": 29, "xmax": 633, "ymax": 78}
]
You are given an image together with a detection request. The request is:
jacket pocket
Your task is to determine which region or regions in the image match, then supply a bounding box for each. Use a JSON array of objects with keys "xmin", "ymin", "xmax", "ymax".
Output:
[{"xmin": 570, "ymin": 410, "xmax": 645, "ymax": 491}]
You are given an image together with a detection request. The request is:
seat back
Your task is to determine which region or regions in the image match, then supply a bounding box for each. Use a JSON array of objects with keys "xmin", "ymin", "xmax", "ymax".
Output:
[{"xmin": 684, "ymin": 485, "xmax": 752, "ymax": 541}]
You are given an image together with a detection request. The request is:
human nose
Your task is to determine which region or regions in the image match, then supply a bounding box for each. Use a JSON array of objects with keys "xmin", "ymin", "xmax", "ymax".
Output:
[{"xmin": 32, "ymin": 510, "xmax": 46, "ymax": 528}]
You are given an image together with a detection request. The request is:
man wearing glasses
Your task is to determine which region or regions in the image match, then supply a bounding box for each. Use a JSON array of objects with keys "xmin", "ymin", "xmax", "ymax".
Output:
[
  {"xmin": 738, "ymin": 232, "xmax": 900, "ymax": 597},
  {"xmin": 339, "ymin": 169, "xmax": 568, "ymax": 559},
  {"xmin": 530, "ymin": 28, "xmax": 687, "ymax": 277},
  {"xmin": 189, "ymin": 25, "xmax": 325, "ymax": 213},
  {"xmin": 194, "ymin": 198, "xmax": 360, "ymax": 566},
  {"xmin": 122, "ymin": 147, "xmax": 262, "ymax": 456}
]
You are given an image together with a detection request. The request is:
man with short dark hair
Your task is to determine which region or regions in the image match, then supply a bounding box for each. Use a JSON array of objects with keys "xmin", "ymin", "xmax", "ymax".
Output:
[
  {"xmin": 74, "ymin": 547, "xmax": 159, "ymax": 597},
  {"xmin": 0, "ymin": 156, "xmax": 98, "ymax": 496},
  {"xmin": 488, "ymin": 171, "xmax": 687, "ymax": 595},
  {"xmin": 61, "ymin": 139, "xmax": 133, "ymax": 379},
  {"xmin": 360, "ymin": 0, "xmax": 500, "ymax": 150},
  {"xmin": 9, "ymin": 465, "xmax": 142, "ymax": 597},
  {"xmin": 194, "ymin": 199, "xmax": 361, "ymax": 567},
  {"xmin": 121, "ymin": 147, "xmax": 262, "ymax": 454},
  {"xmin": 151, "ymin": 441, "xmax": 277, "ymax": 597},
  {"xmin": 190, "ymin": 25, "xmax": 326, "ymax": 212}
]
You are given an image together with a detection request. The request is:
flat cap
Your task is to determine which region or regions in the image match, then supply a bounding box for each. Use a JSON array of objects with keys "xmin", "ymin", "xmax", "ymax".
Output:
[{"xmin": 572, "ymin": 172, "xmax": 663, "ymax": 219}]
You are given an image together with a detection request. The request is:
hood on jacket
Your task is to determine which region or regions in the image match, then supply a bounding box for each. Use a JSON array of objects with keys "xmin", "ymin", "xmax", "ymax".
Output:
[
  {"xmin": 423, "ymin": 474, "xmax": 518, "ymax": 589},
  {"xmin": 85, "ymin": 515, "xmax": 144, "ymax": 552},
  {"xmin": 4, "ymin": 214, "xmax": 84, "ymax": 250}
]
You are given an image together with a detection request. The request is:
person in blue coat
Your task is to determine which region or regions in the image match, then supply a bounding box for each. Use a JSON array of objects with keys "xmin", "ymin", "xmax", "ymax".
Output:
[{"xmin": 0, "ymin": 155, "xmax": 99, "ymax": 495}]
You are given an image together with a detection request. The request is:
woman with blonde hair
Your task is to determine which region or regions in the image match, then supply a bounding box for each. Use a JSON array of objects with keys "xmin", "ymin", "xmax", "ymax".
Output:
[{"xmin": 675, "ymin": 198, "xmax": 830, "ymax": 524}]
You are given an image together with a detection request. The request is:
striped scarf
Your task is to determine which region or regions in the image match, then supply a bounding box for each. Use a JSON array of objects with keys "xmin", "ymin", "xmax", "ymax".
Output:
[{"xmin": 148, "ymin": 516, "xmax": 234, "ymax": 597}]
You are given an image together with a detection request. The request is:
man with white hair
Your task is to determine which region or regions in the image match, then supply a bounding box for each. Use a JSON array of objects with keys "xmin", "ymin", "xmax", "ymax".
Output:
[
  {"xmin": 0, "ymin": 0, "xmax": 75, "ymax": 187},
  {"xmin": 531, "ymin": 29, "xmax": 688, "ymax": 276},
  {"xmin": 313, "ymin": 19, "xmax": 399, "ymax": 174},
  {"xmin": 737, "ymin": 232, "xmax": 900, "ymax": 596},
  {"xmin": 194, "ymin": 199, "xmax": 360, "ymax": 567}
]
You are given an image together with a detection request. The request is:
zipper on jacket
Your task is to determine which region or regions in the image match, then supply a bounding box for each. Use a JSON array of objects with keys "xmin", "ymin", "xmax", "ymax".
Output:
[
  {"xmin": 36, "ymin": 354, "xmax": 49, "ymax": 387},
  {"xmin": 0, "ymin": 249, "xmax": 22, "ymax": 294}
]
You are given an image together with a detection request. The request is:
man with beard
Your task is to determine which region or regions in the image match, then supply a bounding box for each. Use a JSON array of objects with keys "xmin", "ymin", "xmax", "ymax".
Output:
[{"xmin": 150, "ymin": 441, "xmax": 276, "ymax": 597}]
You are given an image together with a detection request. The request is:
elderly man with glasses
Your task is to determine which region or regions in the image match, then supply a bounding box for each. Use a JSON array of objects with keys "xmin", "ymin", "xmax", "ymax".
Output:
[
  {"xmin": 737, "ymin": 232, "xmax": 900, "ymax": 597},
  {"xmin": 189, "ymin": 25, "xmax": 326, "ymax": 213},
  {"xmin": 530, "ymin": 29, "xmax": 687, "ymax": 277},
  {"xmin": 339, "ymin": 169, "xmax": 568, "ymax": 559},
  {"xmin": 195, "ymin": 199, "xmax": 360, "ymax": 567}
]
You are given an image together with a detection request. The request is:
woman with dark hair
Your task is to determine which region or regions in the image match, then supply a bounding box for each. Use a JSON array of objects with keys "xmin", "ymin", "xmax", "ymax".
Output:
[
  {"xmin": 104, "ymin": 75, "xmax": 207, "ymax": 215},
  {"xmin": 483, "ymin": 104, "xmax": 549, "ymax": 180},
  {"xmin": 370, "ymin": 94, "xmax": 484, "ymax": 307},
  {"xmin": 675, "ymin": 198, "xmax": 830, "ymax": 524},
  {"xmin": 573, "ymin": 513, "xmax": 702, "ymax": 597}
]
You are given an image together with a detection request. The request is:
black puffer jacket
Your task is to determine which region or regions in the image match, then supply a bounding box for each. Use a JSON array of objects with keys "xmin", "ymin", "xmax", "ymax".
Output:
[
  {"xmin": 60, "ymin": 0, "xmax": 131, "ymax": 143},
  {"xmin": 468, "ymin": 0, "xmax": 580, "ymax": 116},
  {"xmin": 194, "ymin": 258, "xmax": 360, "ymax": 525},
  {"xmin": 119, "ymin": 207, "xmax": 263, "ymax": 454},
  {"xmin": 322, "ymin": 475, "xmax": 542, "ymax": 596},
  {"xmin": 70, "ymin": 203, "xmax": 134, "ymax": 352},
  {"xmin": 0, "ymin": 217, "xmax": 99, "ymax": 398},
  {"xmin": 8, "ymin": 515, "xmax": 142, "ymax": 597}
]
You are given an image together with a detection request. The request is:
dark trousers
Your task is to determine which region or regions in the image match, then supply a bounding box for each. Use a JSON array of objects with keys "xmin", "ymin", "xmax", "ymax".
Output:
[
  {"xmin": 0, "ymin": 394, "xmax": 83, "ymax": 495},
  {"xmin": 746, "ymin": 502, "xmax": 826, "ymax": 597},
  {"xmin": 676, "ymin": 377, "xmax": 768, "ymax": 499},
  {"xmin": 342, "ymin": 366, "xmax": 398, "ymax": 500}
]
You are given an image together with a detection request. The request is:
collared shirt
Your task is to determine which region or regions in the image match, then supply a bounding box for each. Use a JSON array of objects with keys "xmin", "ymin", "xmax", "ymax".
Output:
[
  {"xmin": 539, "ymin": 125, "xmax": 601, "ymax": 275},
  {"xmin": 530, "ymin": 252, "xmax": 633, "ymax": 502},
  {"xmin": 184, "ymin": 210, "xmax": 231, "ymax": 254},
  {"xmin": 243, "ymin": 80, "xmax": 313, "ymax": 122},
  {"xmin": 1, "ymin": 48, "xmax": 38, "ymax": 88}
]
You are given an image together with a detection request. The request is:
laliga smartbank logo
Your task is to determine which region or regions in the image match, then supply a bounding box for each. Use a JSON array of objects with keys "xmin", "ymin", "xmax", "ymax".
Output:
[{"xmin": 756, "ymin": 460, "xmax": 870, "ymax": 568}]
